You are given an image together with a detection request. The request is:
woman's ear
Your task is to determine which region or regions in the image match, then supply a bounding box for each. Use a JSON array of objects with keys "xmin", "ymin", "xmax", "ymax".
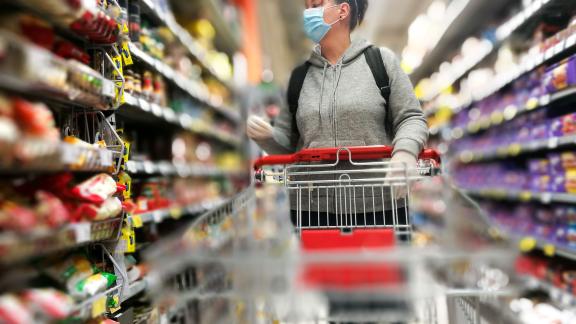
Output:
[{"xmin": 338, "ymin": 2, "xmax": 351, "ymax": 21}]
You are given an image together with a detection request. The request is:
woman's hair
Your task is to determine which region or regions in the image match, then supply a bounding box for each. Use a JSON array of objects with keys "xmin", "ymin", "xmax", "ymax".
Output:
[{"xmin": 335, "ymin": 0, "xmax": 368, "ymax": 30}]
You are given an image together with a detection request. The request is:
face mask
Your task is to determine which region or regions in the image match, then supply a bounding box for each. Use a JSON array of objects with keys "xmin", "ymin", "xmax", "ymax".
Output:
[{"xmin": 303, "ymin": 5, "xmax": 341, "ymax": 43}]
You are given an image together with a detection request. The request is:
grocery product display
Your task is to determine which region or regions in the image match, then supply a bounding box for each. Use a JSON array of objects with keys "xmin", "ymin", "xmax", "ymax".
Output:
[
  {"xmin": 8, "ymin": 0, "xmax": 576, "ymax": 322},
  {"xmin": 414, "ymin": 0, "xmax": 576, "ymax": 322},
  {"xmin": 0, "ymin": 0, "xmax": 248, "ymax": 322}
]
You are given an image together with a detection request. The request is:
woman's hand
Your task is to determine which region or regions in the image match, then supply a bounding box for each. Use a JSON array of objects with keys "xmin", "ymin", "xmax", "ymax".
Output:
[
  {"xmin": 247, "ymin": 116, "xmax": 273, "ymax": 141},
  {"xmin": 387, "ymin": 151, "xmax": 418, "ymax": 199}
]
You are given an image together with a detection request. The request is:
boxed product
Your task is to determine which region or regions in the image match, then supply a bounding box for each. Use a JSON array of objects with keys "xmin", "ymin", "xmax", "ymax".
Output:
[{"xmin": 543, "ymin": 55, "xmax": 576, "ymax": 94}]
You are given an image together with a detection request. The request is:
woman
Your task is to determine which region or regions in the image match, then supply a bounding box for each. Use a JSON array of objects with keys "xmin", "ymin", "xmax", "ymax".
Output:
[{"xmin": 248, "ymin": 0, "xmax": 428, "ymax": 229}]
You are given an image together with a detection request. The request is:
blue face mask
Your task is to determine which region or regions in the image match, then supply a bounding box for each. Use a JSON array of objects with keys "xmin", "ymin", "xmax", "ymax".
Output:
[{"xmin": 303, "ymin": 5, "xmax": 341, "ymax": 43}]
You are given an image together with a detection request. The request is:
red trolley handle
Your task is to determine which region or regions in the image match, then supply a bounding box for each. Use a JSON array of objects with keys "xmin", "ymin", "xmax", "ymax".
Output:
[{"xmin": 253, "ymin": 146, "xmax": 441, "ymax": 170}]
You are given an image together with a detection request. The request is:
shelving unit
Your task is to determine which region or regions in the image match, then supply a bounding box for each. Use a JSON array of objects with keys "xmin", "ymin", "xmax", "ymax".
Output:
[
  {"xmin": 127, "ymin": 44, "xmax": 239, "ymax": 123},
  {"xmin": 0, "ymin": 218, "xmax": 123, "ymax": 264},
  {"xmin": 128, "ymin": 198, "xmax": 224, "ymax": 226},
  {"xmin": 121, "ymin": 93, "xmax": 240, "ymax": 147},
  {"xmin": 451, "ymin": 87, "xmax": 576, "ymax": 140},
  {"xmin": 457, "ymin": 134, "xmax": 576, "ymax": 163},
  {"xmin": 125, "ymin": 160, "xmax": 244, "ymax": 177},
  {"xmin": 419, "ymin": 0, "xmax": 576, "ymax": 102},
  {"xmin": 419, "ymin": 1, "xmax": 576, "ymax": 322},
  {"xmin": 0, "ymin": 0, "xmax": 248, "ymax": 322},
  {"xmin": 139, "ymin": 0, "xmax": 235, "ymax": 88}
]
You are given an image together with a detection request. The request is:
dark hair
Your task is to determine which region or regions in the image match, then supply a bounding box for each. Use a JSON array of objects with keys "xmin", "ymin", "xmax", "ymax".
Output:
[{"xmin": 336, "ymin": 0, "xmax": 368, "ymax": 30}]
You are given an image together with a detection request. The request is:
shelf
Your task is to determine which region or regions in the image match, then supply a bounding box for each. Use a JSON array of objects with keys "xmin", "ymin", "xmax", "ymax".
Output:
[
  {"xmin": 422, "ymin": 0, "xmax": 576, "ymax": 103},
  {"xmin": 139, "ymin": 0, "xmax": 233, "ymax": 88},
  {"xmin": 457, "ymin": 134, "xmax": 576, "ymax": 163},
  {"xmin": 452, "ymin": 87, "xmax": 576, "ymax": 139},
  {"xmin": 521, "ymin": 276, "xmax": 576, "ymax": 307},
  {"xmin": 120, "ymin": 93, "xmax": 241, "ymax": 147},
  {"xmin": 170, "ymin": 0, "xmax": 241, "ymax": 56},
  {"xmin": 122, "ymin": 279, "xmax": 148, "ymax": 302},
  {"xmin": 128, "ymin": 198, "xmax": 225, "ymax": 227},
  {"xmin": 0, "ymin": 32, "xmax": 117, "ymax": 110},
  {"xmin": 0, "ymin": 142, "xmax": 119, "ymax": 174},
  {"xmin": 0, "ymin": 217, "xmax": 123, "ymax": 264},
  {"xmin": 69, "ymin": 284, "xmax": 123, "ymax": 319},
  {"xmin": 459, "ymin": 190, "xmax": 576, "ymax": 259},
  {"xmin": 463, "ymin": 188, "xmax": 576, "ymax": 204},
  {"xmin": 128, "ymin": 43, "xmax": 240, "ymax": 123},
  {"xmin": 125, "ymin": 160, "xmax": 245, "ymax": 178},
  {"xmin": 422, "ymin": 44, "xmax": 494, "ymax": 101}
]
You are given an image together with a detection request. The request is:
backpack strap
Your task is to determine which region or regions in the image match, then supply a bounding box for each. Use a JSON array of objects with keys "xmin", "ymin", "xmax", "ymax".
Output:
[
  {"xmin": 364, "ymin": 46, "xmax": 394, "ymax": 140},
  {"xmin": 286, "ymin": 62, "xmax": 311, "ymax": 147}
]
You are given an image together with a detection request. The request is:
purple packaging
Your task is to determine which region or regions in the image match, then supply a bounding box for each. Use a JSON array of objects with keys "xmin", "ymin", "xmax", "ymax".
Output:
[
  {"xmin": 531, "ymin": 122, "xmax": 549, "ymax": 140},
  {"xmin": 549, "ymin": 116, "xmax": 563, "ymax": 137},
  {"xmin": 550, "ymin": 173, "xmax": 566, "ymax": 193},
  {"xmin": 544, "ymin": 60, "xmax": 569, "ymax": 94},
  {"xmin": 529, "ymin": 175, "xmax": 551, "ymax": 192},
  {"xmin": 549, "ymin": 152, "xmax": 576, "ymax": 174},
  {"xmin": 549, "ymin": 153, "xmax": 563, "ymax": 174},
  {"xmin": 528, "ymin": 159, "xmax": 549, "ymax": 174},
  {"xmin": 568, "ymin": 55, "xmax": 576, "ymax": 87}
]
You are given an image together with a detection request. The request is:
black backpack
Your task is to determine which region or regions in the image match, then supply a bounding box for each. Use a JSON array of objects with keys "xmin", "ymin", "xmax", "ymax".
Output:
[{"xmin": 286, "ymin": 45, "xmax": 392, "ymax": 147}]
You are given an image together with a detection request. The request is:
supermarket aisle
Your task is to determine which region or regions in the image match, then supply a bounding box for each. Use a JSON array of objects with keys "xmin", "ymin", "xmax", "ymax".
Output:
[{"xmin": 1, "ymin": 0, "xmax": 576, "ymax": 323}]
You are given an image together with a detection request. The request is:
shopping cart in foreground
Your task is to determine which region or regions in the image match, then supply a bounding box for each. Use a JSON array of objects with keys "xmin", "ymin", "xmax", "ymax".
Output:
[
  {"xmin": 254, "ymin": 145, "xmax": 441, "ymax": 241},
  {"xmin": 254, "ymin": 145, "xmax": 442, "ymax": 321}
]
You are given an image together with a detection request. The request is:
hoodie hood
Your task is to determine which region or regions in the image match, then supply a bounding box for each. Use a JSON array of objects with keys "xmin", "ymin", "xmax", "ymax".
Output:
[{"xmin": 308, "ymin": 38, "xmax": 372, "ymax": 67}]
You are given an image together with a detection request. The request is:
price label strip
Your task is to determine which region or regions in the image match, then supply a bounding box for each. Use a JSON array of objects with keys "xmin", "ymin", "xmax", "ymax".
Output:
[
  {"xmin": 120, "ymin": 41, "xmax": 133, "ymax": 66},
  {"xmin": 91, "ymin": 296, "xmax": 107, "ymax": 318}
]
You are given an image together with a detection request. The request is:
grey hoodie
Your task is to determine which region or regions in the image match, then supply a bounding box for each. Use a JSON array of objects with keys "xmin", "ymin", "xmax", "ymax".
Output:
[
  {"xmin": 255, "ymin": 39, "xmax": 428, "ymax": 216},
  {"xmin": 256, "ymin": 38, "xmax": 428, "ymax": 158}
]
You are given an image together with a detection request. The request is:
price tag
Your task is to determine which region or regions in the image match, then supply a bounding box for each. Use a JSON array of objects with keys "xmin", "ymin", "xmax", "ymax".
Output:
[
  {"xmin": 490, "ymin": 112, "xmax": 504, "ymax": 125},
  {"xmin": 102, "ymin": 79, "xmax": 116, "ymax": 98},
  {"xmin": 131, "ymin": 214, "xmax": 143, "ymax": 228},
  {"xmin": 124, "ymin": 93, "xmax": 137, "ymax": 106},
  {"xmin": 125, "ymin": 161, "xmax": 136, "ymax": 173},
  {"xmin": 109, "ymin": 295, "xmax": 121, "ymax": 313},
  {"xmin": 151, "ymin": 104, "xmax": 163, "ymax": 117},
  {"xmin": 121, "ymin": 225, "xmax": 135, "ymax": 253},
  {"xmin": 164, "ymin": 66, "xmax": 175, "ymax": 80},
  {"xmin": 519, "ymin": 191, "xmax": 532, "ymax": 202},
  {"xmin": 74, "ymin": 223, "xmax": 92, "ymax": 243},
  {"xmin": 566, "ymin": 33, "xmax": 576, "ymax": 48},
  {"xmin": 163, "ymin": 109, "xmax": 176, "ymax": 122},
  {"xmin": 115, "ymin": 82, "xmax": 126, "ymax": 105},
  {"xmin": 99, "ymin": 149, "xmax": 113, "ymax": 167},
  {"xmin": 543, "ymin": 244, "xmax": 556, "ymax": 257},
  {"xmin": 554, "ymin": 40, "xmax": 565, "ymax": 55},
  {"xmin": 541, "ymin": 192, "xmax": 552, "ymax": 204},
  {"xmin": 561, "ymin": 292, "xmax": 573, "ymax": 306},
  {"xmin": 121, "ymin": 41, "xmax": 133, "ymax": 66},
  {"xmin": 153, "ymin": 211, "xmax": 164, "ymax": 223},
  {"xmin": 508, "ymin": 144, "xmax": 522, "ymax": 156},
  {"xmin": 519, "ymin": 237, "xmax": 537, "ymax": 252},
  {"xmin": 548, "ymin": 137, "xmax": 559, "ymax": 149},
  {"xmin": 525, "ymin": 97, "xmax": 539, "ymax": 110},
  {"xmin": 143, "ymin": 161, "xmax": 155, "ymax": 174},
  {"xmin": 545, "ymin": 47, "xmax": 555, "ymax": 60},
  {"xmin": 91, "ymin": 296, "xmax": 107, "ymax": 318},
  {"xmin": 537, "ymin": 52, "xmax": 545, "ymax": 65},
  {"xmin": 138, "ymin": 98, "xmax": 150, "ymax": 112},
  {"xmin": 170, "ymin": 208, "xmax": 183, "ymax": 220}
]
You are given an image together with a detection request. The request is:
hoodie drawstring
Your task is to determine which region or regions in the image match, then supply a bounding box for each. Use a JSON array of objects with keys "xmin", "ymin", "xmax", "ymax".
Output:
[
  {"xmin": 318, "ymin": 62, "xmax": 328, "ymax": 129},
  {"xmin": 332, "ymin": 61, "xmax": 344, "ymax": 144}
]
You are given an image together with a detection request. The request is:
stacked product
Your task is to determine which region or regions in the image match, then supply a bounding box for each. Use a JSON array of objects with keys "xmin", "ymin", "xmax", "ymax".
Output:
[{"xmin": 454, "ymin": 151, "xmax": 576, "ymax": 194}]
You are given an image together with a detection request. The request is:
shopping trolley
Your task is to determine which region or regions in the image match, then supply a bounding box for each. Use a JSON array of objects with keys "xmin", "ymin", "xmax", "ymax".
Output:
[{"xmin": 254, "ymin": 146, "xmax": 440, "ymax": 287}]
